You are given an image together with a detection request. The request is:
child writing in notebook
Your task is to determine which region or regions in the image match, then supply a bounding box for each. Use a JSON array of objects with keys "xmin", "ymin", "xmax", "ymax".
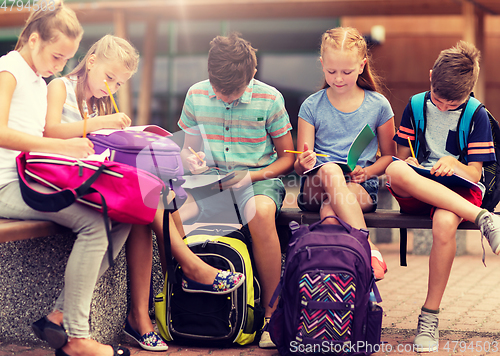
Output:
[
  {"xmin": 177, "ymin": 33, "xmax": 295, "ymax": 348},
  {"xmin": 44, "ymin": 34, "xmax": 244, "ymax": 352},
  {"xmin": 0, "ymin": 4, "xmax": 132, "ymax": 356},
  {"xmin": 385, "ymin": 41, "xmax": 500, "ymax": 352},
  {"xmin": 294, "ymin": 27, "xmax": 396, "ymax": 280}
]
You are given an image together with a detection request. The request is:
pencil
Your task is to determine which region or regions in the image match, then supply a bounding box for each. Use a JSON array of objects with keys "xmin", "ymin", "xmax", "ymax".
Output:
[
  {"xmin": 408, "ymin": 137, "xmax": 416, "ymax": 158},
  {"xmin": 103, "ymin": 80, "xmax": 120, "ymax": 113},
  {"xmin": 82, "ymin": 100, "xmax": 88, "ymax": 138},
  {"xmin": 284, "ymin": 150, "xmax": 329, "ymax": 157},
  {"xmin": 188, "ymin": 146, "xmax": 204, "ymax": 163}
]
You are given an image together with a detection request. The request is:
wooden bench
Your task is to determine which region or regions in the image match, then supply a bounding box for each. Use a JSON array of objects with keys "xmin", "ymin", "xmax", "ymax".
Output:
[
  {"xmin": 276, "ymin": 208, "xmax": 479, "ymax": 266},
  {"xmin": 0, "ymin": 218, "xmax": 69, "ymax": 243}
]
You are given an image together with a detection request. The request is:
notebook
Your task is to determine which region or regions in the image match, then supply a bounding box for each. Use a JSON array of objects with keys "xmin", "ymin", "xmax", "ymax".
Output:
[
  {"xmin": 391, "ymin": 156, "xmax": 481, "ymax": 194},
  {"xmin": 304, "ymin": 123, "xmax": 376, "ymax": 174}
]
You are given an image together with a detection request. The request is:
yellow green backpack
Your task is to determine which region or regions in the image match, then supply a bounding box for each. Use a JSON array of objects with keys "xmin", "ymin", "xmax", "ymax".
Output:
[{"xmin": 154, "ymin": 225, "xmax": 265, "ymax": 346}]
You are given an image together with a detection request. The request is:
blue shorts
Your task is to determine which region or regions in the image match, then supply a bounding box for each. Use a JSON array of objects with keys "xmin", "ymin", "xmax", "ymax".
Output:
[
  {"xmin": 187, "ymin": 178, "xmax": 286, "ymax": 225},
  {"xmin": 297, "ymin": 176, "xmax": 379, "ymax": 212}
]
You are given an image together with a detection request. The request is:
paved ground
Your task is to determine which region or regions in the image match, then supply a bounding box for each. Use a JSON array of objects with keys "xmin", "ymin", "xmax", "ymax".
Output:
[{"xmin": 2, "ymin": 235, "xmax": 500, "ymax": 355}]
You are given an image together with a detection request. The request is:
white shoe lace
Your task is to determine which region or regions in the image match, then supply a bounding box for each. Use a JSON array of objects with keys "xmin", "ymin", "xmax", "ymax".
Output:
[
  {"xmin": 480, "ymin": 214, "xmax": 495, "ymax": 266},
  {"xmin": 417, "ymin": 313, "xmax": 438, "ymax": 336}
]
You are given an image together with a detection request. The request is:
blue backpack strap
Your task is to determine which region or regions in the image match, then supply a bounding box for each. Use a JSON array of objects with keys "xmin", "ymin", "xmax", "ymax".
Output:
[
  {"xmin": 457, "ymin": 96, "xmax": 483, "ymax": 164},
  {"xmin": 409, "ymin": 91, "xmax": 428, "ymax": 159}
]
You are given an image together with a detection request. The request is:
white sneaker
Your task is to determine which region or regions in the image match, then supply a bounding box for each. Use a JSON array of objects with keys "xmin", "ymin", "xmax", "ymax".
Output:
[
  {"xmin": 477, "ymin": 210, "xmax": 500, "ymax": 254},
  {"xmin": 259, "ymin": 330, "xmax": 276, "ymax": 349},
  {"xmin": 414, "ymin": 312, "xmax": 439, "ymax": 353}
]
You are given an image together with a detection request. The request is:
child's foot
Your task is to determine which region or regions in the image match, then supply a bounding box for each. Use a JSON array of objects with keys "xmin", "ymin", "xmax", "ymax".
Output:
[
  {"xmin": 182, "ymin": 270, "xmax": 245, "ymax": 294},
  {"xmin": 413, "ymin": 311, "xmax": 439, "ymax": 352},
  {"xmin": 259, "ymin": 317, "xmax": 276, "ymax": 349},
  {"xmin": 477, "ymin": 210, "xmax": 500, "ymax": 254},
  {"xmin": 371, "ymin": 250, "xmax": 387, "ymax": 281},
  {"xmin": 123, "ymin": 318, "xmax": 168, "ymax": 351}
]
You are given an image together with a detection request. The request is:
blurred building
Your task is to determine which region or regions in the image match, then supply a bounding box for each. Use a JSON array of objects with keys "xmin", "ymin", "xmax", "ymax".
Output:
[{"xmin": 1, "ymin": 0, "xmax": 499, "ymax": 136}]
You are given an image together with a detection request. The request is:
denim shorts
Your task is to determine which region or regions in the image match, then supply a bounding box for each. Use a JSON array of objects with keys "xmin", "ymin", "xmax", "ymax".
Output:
[{"xmin": 297, "ymin": 176, "xmax": 379, "ymax": 212}]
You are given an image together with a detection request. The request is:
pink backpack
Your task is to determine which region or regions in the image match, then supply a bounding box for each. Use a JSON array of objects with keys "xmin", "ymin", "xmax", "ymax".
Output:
[{"xmin": 16, "ymin": 152, "xmax": 166, "ymax": 266}]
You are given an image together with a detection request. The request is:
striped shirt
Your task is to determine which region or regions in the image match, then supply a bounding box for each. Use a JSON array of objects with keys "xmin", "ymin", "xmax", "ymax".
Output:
[
  {"xmin": 59, "ymin": 77, "xmax": 82, "ymax": 123},
  {"xmin": 394, "ymin": 96, "xmax": 495, "ymax": 167},
  {"xmin": 178, "ymin": 79, "xmax": 292, "ymax": 171}
]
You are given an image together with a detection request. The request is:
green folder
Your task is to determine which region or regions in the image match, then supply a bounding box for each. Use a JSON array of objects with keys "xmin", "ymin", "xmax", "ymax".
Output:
[{"xmin": 304, "ymin": 123, "xmax": 376, "ymax": 174}]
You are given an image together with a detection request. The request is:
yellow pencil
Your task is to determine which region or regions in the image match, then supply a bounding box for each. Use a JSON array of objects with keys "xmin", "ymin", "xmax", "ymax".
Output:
[
  {"xmin": 408, "ymin": 137, "xmax": 416, "ymax": 158},
  {"xmin": 103, "ymin": 80, "xmax": 120, "ymax": 113},
  {"xmin": 188, "ymin": 146, "xmax": 204, "ymax": 163},
  {"xmin": 284, "ymin": 150, "xmax": 329, "ymax": 157}
]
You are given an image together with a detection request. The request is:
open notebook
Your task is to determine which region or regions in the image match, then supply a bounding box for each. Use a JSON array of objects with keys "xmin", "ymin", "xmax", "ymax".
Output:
[
  {"xmin": 182, "ymin": 171, "xmax": 236, "ymax": 189},
  {"xmin": 90, "ymin": 125, "xmax": 172, "ymax": 137},
  {"xmin": 392, "ymin": 157, "xmax": 481, "ymax": 194},
  {"xmin": 304, "ymin": 123, "xmax": 376, "ymax": 174}
]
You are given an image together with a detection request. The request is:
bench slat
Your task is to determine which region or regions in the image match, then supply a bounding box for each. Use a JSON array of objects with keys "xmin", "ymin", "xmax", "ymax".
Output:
[
  {"xmin": 277, "ymin": 208, "xmax": 478, "ymax": 230},
  {"xmin": 0, "ymin": 218, "xmax": 70, "ymax": 243}
]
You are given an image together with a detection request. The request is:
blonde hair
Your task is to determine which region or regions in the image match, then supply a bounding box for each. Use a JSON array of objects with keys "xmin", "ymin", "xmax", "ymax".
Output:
[
  {"xmin": 431, "ymin": 41, "xmax": 481, "ymax": 102},
  {"xmin": 15, "ymin": 1, "xmax": 83, "ymax": 51},
  {"xmin": 320, "ymin": 27, "xmax": 382, "ymax": 93},
  {"xmin": 67, "ymin": 34, "xmax": 140, "ymax": 117}
]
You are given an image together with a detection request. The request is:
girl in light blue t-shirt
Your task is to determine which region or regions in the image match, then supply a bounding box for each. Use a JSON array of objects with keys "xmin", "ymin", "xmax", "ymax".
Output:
[{"xmin": 294, "ymin": 27, "xmax": 396, "ymax": 281}]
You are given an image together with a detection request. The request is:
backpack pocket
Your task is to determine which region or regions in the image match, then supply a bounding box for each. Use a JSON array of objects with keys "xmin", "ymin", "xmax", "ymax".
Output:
[
  {"xmin": 365, "ymin": 304, "xmax": 383, "ymax": 347},
  {"xmin": 296, "ymin": 271, "xmax": 356, "ymax": 345}
]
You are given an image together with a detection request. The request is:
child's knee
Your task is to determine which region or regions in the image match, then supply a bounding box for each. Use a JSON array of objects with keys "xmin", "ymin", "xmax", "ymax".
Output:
[{"xmin": 386, "ymin": 161, "xmax": 411, "ymax": 183}]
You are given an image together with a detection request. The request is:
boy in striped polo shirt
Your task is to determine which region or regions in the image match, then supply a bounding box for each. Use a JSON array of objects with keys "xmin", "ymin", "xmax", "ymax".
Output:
[{"xmin": 177, "ymin": 33, "xmax": 295, "ymax": 348}]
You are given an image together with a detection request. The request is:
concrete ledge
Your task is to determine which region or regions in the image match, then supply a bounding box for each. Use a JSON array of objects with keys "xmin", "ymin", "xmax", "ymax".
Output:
[{"xmin": 0, "ymin": 232, "xmax": 129, "ymax": 345}]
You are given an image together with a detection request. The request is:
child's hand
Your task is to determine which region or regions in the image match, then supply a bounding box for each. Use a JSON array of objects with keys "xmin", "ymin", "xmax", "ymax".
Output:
[
  {"xmin": 349, "ymin": 165, "xmax": 367, "ymax": 183},
  {"xmin": 64, "ymin": 138, "xmax": 95, "ymax": 158},
  {"xmin": 100, "ymin": 113, "xmax": 132, "ymax": 130},
  {"xmin": 219, "ymin": 170, "xmax": 252, "ymax": 191},
  {"xmin": 405, "ymin": 157, "xmax": 421, "ymax": 167},
  {"xmin": 430, "ymin": 156, "xmax": 458, "ymax": 176},
  {"xmin": 298, "ymin": 142, "xmax": 317, "ymax": 171},
  {"xmin": 186, "ymin": 150, "xmax": 208, "ymax": 174}
]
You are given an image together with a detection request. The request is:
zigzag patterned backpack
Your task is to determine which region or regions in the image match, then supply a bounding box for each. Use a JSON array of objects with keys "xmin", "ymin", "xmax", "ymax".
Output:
[{"xmin": 268, "ymin": 216, "xmax": 383, "ymax": 356}]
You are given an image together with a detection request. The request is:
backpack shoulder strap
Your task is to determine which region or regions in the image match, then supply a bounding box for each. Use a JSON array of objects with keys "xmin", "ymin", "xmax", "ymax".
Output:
[
  {"xmin": 409, "ymin": 91, "xmax": 429, "ymax": 159},
  {"xmin": 457, "ymin": 96, "xmax": 483, "ymax": 163}
]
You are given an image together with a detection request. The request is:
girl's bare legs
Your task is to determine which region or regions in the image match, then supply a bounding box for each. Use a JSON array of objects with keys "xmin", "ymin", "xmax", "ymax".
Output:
[
  {"xmin": 153, "ymin": 208, "xmax": 219, "ymax": 284},
  {"xmin": 125, "ymin": 224, "xmax": 154, "ymax": 336},
  {"xmin": 301, "ymin": 163, "xmax": 366, "ymax": 229},
  {"xmin": 302, "ymin": 163, "xmax": 386, "ymax": 278}
]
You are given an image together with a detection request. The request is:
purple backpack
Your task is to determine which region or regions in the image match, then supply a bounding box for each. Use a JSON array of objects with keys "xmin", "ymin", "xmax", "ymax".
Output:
[
  {"xmin": 268, "ymin": 216, "xmax": 382, "ymax": 356},
  {"xmin": 88, "ymin": 130, "xmax": 187, "ymax": 208}
]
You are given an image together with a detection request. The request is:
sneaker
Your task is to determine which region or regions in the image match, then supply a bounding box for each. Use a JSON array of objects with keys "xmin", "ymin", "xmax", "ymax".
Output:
[
  {"xmin": 371, "ymin": 250, "xmax": 387, "ymax": 281},
  {"xmin": 414, "ymin": 312, "xmax": 439, "ymax": 352},
  {"xmin": 182, "ymin": 270, "xmax": 245, "ymax": 294},
  {"xmin": 477, "ymin": 210, "xmax": 500, "ymax": 254},
  {"xmin": 259, "ymin": 318, "xmax": 276, "ymax": 349}
]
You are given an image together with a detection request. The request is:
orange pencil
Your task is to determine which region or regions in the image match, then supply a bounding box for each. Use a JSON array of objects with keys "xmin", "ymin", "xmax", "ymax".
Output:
[
  {"xmin": 188, "ymin": 146, "xmax": 204, "ymax": 163},
  {"xmin": 284, "ymin": 150, "xmax": 329, "ymax": 157},
  {"xmin": 104, "ymin": 80, "xmax": 120, "ymax": 113},
  {"xmin": 408, "ymin": 137, "xmax": 416, "ymax": 158}
]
